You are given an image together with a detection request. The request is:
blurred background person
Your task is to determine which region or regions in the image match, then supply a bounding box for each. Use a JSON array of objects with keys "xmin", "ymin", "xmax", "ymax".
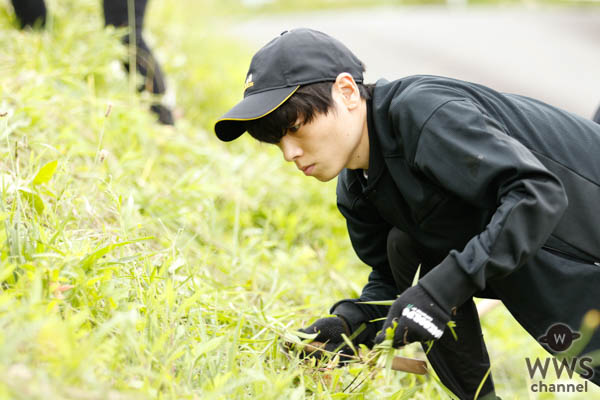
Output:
[{"xmin": 10, "ymin": 0, "xmax": 174, "ymax": 125}]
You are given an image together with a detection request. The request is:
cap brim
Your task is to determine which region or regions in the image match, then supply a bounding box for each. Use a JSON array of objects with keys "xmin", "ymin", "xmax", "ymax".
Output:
[{"xmin": 214, "ymin": 85, "xmax": 299, "ymax": 142}]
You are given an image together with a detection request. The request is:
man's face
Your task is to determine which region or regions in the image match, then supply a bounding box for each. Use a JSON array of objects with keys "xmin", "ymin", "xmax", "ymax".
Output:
[{"xmin": 275, "ymin": 77, "xmax": 368, "ymax": 182}]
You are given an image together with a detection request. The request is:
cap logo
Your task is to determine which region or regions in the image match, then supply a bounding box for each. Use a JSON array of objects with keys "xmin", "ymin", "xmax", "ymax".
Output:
[{"xmin": 244, "ymin": 74, "xmax": 254, "ymax": 91}]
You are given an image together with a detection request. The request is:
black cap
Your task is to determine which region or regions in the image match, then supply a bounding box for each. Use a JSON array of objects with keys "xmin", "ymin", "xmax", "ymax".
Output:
[{"xmin": 214, "ymin": 28, "xmax": 364, "ymax": 142}]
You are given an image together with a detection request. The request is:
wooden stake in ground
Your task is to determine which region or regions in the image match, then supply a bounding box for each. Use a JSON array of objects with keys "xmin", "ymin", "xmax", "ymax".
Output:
[{"xmin": 303, "ymin": 341, "xmax": 428, "ymax": 375}]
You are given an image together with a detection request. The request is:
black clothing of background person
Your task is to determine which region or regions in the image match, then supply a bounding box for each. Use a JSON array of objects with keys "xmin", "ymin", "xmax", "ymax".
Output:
[
  {"xmin": 10, "ymin": 0, "xmax": 174, "ymax": 125},
  {"xmin": 11, "ymin": 0, "xmax": 47, "ymax": 28},
  {"xmin": 102, "ymin": 0, "xmax": 173, "ymax": 125}
]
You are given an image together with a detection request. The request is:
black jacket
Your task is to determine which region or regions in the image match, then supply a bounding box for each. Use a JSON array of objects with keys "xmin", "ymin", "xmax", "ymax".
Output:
[{"xmin": 333, "ymin": 75, "xmax": 600, "ymax": 360}]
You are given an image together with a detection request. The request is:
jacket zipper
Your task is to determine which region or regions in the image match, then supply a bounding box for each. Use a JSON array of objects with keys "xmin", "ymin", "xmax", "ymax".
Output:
[{"xmin": 542, "ymin": 245, "xmax": 600, "ymax": 266}]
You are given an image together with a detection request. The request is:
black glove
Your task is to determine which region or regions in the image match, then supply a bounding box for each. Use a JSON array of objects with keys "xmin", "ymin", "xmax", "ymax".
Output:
[
  {"xmin": 296, "ymin": 317, "xmax": 355, "ymax": 360},
  {"xmin": 374, "ymin": 284, "xmax": 451, "ymax": 348}
]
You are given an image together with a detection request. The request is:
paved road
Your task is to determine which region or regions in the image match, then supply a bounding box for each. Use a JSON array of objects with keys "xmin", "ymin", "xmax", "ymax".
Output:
[{"xmin": 231, "ymin": 6, "xmax": 600, "ymax": 118}]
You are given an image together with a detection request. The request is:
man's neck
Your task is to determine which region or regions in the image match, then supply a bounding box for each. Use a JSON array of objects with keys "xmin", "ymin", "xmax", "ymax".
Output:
[
  {"xmin": 347, "ymin": 101, "xmax": 370, "ymax": 170},
  {"xmin": 357, "ymin": 126, "xmax": 370, "ymax": 171}
]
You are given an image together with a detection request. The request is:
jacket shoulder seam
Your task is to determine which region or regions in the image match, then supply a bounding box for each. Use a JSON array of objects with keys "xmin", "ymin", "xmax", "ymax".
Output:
[
  {"xmin": 529, "ymin": 149, "xmax": 600, "ymax": 189},
  {"xmin": 412, "ymin": 98, "xmax": 466, "ymax": 163}
]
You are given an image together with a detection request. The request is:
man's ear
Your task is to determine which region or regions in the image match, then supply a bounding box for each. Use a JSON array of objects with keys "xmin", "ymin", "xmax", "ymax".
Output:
[{"xmin": 333, "ymin": 73, "xmax": 360, "ymax": 109}]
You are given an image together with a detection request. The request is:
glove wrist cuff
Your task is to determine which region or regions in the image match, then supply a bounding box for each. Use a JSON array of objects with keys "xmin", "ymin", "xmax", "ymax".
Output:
[{"xmin": 331, "ymin": 301, "xmax": 368, "ymax": 334}]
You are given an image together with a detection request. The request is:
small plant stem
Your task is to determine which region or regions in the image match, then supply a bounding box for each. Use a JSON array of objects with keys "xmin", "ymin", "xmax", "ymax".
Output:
[{"xmin": 127, "ymin": 0, "xmax": 137, "ymax": 100}]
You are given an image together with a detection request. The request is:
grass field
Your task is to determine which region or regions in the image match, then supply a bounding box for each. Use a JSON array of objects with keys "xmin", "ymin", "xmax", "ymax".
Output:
[{"xmin": 1, "ymin": 0, "xmax": 599, "ymax": 398}]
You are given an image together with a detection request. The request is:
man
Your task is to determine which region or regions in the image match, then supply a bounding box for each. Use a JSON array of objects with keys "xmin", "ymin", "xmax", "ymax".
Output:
[
  {"xmin": 214, "ymin": 28, "xmax": 600, "ymax": 399},
  {"xmin": 10, "ymin": 0, "xmax": 174, "ymax": 125}
]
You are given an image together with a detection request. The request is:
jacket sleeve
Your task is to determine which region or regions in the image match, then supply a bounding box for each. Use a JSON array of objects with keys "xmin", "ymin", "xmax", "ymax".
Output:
[
  {"xmin": 399, "ymin": 98, "xmax": 568, "ymax": 312},
  {"xmin": 333, "ymin": 174, "xmax": 417, "ymax": 344}
]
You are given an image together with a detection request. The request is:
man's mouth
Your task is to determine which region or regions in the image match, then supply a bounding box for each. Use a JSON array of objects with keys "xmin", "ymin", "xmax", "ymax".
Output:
[{"xmin": 301, "ymin": 164, "xmax": 315, "ymax": 176}]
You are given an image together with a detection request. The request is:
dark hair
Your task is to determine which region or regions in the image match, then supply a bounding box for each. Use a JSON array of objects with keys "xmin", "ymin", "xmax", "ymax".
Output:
[{"xmin": 246, "ymin": 81, "xmax": 374, "ymax": 144}]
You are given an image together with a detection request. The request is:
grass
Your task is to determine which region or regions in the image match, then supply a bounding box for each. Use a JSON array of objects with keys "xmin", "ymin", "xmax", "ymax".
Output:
[{"xmin": 0, "ymin": 0, "xmax": 599, "ymax": 398}]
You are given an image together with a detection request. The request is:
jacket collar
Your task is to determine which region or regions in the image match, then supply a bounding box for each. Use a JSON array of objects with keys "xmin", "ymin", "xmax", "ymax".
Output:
[{"xmin": 357, "ymin": 99, "xmax": 385, "ymax": 191}]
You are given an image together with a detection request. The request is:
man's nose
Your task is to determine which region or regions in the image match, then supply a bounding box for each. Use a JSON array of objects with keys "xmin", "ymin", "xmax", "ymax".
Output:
[{"xmin": 279, "ymin": 136, "xmax": 302, "ymax": 162}]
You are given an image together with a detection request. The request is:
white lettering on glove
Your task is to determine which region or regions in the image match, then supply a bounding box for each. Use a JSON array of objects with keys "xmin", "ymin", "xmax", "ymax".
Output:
[{"xmin": 402, "ymin": 305, "xmax": 444, "ymax": 339}]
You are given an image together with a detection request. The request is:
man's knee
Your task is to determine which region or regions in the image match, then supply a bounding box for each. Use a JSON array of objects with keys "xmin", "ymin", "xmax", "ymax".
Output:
[
  {"xmin": 386, "ymin": 227, "xmax": 413, "ymax": 258},
  {"xmin": 386, "ymin": 228, "xmax": 423, "ymax": 289}
]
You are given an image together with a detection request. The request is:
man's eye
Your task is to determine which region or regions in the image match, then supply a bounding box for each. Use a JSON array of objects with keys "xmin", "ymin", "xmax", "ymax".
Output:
[{"xmin": 288, "ymin": 124, "xmax": 301, "ymax": 133}]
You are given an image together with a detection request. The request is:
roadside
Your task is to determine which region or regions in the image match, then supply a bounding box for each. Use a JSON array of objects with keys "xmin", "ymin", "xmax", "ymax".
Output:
[{"xmin": 230, "ymin": 5, "xmax": 600, "ymax": 118}]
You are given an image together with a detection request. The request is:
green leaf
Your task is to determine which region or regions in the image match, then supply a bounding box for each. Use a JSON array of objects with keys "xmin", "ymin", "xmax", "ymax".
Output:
[
  {"xmin": 357, "ymin": 300, "xmax": 395, "ymax": 306},
  {"xmin": 19, "ymin": 188, "xmax": 44, "ymax": 214},
  {"xmin": 473, "ymin": 366, "xmax": 493, "ymax": 400},
  {"xmin": 80, "ymin": 236, "xmax": 153, "ymax": 270},
  {"xmin": 33, "ymin": 160, "xmax": 58, "ymax": 185},
  {"xmin": 292, "ymin": 330, "xmax": 319, "ymax": 341},
  {"xmin": 0, "ymin": 263, "xmax": 17, "ymax": 283},
  {"xmin": 447, "ymin": 320, "xmax": 458, "ymax": 341},
  {"xmin": 194, "ymin": 336, "xmax": 225, "ymax": 359},
  {"xmin": 395, "ymin": 386, "xmax": 419, "ymax": 400},
  {"xmin": 340, "ymin": 333, "xmax": 357, "ymax": 356}
]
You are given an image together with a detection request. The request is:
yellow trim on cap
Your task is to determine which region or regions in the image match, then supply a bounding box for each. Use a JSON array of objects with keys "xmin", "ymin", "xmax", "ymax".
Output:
[{"xmin": 216, "ymin": 85, "xmax": 300, "ymax": 123}]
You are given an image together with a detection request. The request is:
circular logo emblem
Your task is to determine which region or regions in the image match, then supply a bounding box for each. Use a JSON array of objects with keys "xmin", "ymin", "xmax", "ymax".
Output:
[{"xmin": 538, "ymin": 323, "xmax": 581, "ymax": 352}]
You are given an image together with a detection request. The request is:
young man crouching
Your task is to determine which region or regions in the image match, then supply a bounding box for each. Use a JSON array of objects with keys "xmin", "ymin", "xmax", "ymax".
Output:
[{"xmin": 215, "ymin": 28, "xmax": 600, "ymax": 399}]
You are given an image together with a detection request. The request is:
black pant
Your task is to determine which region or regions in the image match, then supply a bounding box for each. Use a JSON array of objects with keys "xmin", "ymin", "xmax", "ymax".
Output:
[
  {"xmin": 103, "ymin": 0, "xmax": 167, "ymax": 97},
  {"xmin": 387, "ymin": 227, "xmax": 497, "ymax": 400},
  {"xmin": 10, "ymin": 0, "xmax": 46, "ymax": 27}
]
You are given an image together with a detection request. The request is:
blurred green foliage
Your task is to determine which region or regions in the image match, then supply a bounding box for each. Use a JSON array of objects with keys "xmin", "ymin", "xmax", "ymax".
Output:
[{"xmin": 0, "ymin": 0, "xmax": 598, "ymax": 398}]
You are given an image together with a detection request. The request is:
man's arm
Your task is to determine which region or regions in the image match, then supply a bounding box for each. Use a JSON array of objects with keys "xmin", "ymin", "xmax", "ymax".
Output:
[
  {"xmin": 334, "ymin": 174, "xmax": 420, "ymax": 345},
  {"xmin": 401, "ymin": 97, "xmax": 568, "ymax": 312}
]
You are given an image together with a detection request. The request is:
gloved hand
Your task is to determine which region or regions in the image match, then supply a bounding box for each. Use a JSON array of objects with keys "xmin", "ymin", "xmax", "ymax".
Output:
[
  {"xmin": 374, "ymin": 284, "xmax": 451, "ymax": 348},
  {"xmin": 295, "ymin": 317, "xmax": 355, "ymax": 360}
]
